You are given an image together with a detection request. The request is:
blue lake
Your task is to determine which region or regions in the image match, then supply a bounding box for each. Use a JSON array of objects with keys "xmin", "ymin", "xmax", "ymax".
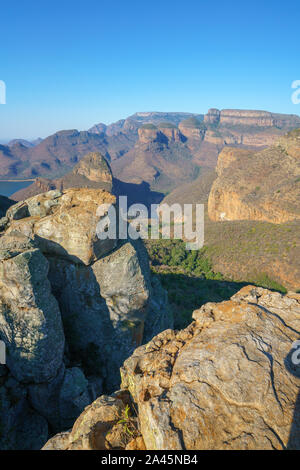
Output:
[{"xmin": 0, "ymin": 181, "xmax": 33, "ymax": 198}]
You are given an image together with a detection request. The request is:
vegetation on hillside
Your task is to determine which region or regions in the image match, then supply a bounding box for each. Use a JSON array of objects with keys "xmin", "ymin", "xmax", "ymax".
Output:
[
  {"xmin": 158, "ymin": 122, "xmax": 177, "ymax": 129},
  {"xmin": 180, "ymin": 117, "xmax": 206, "ymax": 129},
  {"xmin": 140, "ymin": 123, "xmax": 157, "ymax": 130},
  {"xmin": 145, "ymin": 237, "xmax": 288, "ymax": 329}
]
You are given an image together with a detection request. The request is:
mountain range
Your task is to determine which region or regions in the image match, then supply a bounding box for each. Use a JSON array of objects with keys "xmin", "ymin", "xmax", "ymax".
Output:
[{"xmin": 1, "ymin": 109, "xmax": 300, "ymax": 195}]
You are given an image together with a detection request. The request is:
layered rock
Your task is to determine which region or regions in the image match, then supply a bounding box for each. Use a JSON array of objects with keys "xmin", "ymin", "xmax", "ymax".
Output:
[
  {"xmin": 202, "ymin": 109, "xmax": 300, "ymax": 148},
  {"xmin": 138, "ymin": 124, "xmax": 183, "ymax": 145},
  {"xmin": 112, "ymin": 126, "xmax": 200, "ymax": 193},
  {"xmin": 204, "ymin": 108, "xmax": 220, "ymax": 125},
  {"xmin": 138, "ymin": 125, "xmax": 161, "ymax": 144},
  {"xmin": 0, "ymin": 188, "xmax": 172, "ymax": 449},
  {"xmin": 45, "ymin": 286, "xmax": 300, "ymax": 450},
  {"xmin": 208, "ymin": 132, "xmax": 300, "ymax": 224},
  {"xmin": 178, "ymin": 117, "xmax": 206, "ymax": 141},
  {"xmin": 217, "ymin": 109, "xmax": 300, "ymax": 128}
]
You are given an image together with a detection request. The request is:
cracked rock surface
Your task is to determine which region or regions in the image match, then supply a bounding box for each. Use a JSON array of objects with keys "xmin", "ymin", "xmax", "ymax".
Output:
[{"xmin": 121, "ymin": 286, "xmax": 300, "ymax": 450}]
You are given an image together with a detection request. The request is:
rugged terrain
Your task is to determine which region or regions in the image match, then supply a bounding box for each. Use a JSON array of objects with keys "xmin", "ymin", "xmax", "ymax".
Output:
[
  {"xmin": 44, "ymin": 286, "xmax": 300, "ymax": 450},
  {"xmin": 0, "ymin": 188, "xmax": 172, "ymax": 449},
  {"xmin": 110, "ymin": 110, "xmax": 300, "ymax": 193},
  {"xmin": 11, "ymin": 152, "xmax": 165, "ymax": 209},
  {"xmin": 11, "ymin": 152, "xmax": 113, "ymax": 200},
  {"xmin": 153, "ymin": 130, "xmax": 300, "ymax": 294},
  {"xmin": 1, "ymin": 109, "xmax": 299, "ymax": 189},
  {"xmin": 208, "ymin": 130, "xmax": 300, "ymax": 224}
]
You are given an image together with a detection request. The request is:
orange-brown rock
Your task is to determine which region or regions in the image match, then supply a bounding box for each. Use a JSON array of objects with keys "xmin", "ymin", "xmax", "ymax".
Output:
[
  {"xmin": 42, "ymin": 392, "xmax": 141, "ymax": 450},
  {"xmin": 208, "ymin": 131, "xmax": 300, "ymax": 224},
  {"xmin": 121, "ymin": 286, "xmax": 300, "ymax": 450},
  {"xmin": 43, "ymin": 286, "xmax": 300, "ymax": 450},
  {"xmin": 178, "ymin": 117, "xmax": 206, "ymax": 141}
]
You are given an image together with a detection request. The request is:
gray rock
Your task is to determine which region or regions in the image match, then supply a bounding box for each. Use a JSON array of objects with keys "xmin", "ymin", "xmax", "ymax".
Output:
[
  {"xmin": 0, "ymin": 230, "xmax": 35, "ymax": 260},
  {"xmin": 0, "ymin": 375, "xmax": 48, "ymax": 450},
  {"xmin": 28, "ymin": 365, "xmax": 91, "ymax": 432},
  {"xmin": 26, "ymin": 190, "xmax": 62, "ymax": 217},
  {"xmin": 6, "ymin": 201, "xmax": 29, "ymax": 220},
  {"xmin": 0, "ymin": 234, "xmax": 65, "ymax": 383},
  {"xmin": 47, "ymin": 240, "xmax": 172, "ymax": 392}
]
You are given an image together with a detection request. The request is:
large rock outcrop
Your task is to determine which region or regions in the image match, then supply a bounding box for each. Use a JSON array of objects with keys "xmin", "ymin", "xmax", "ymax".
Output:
[
  {"xmin": 0, "ymin": 188, "xmax": 172, "ymax": 449},
  {"xmin": 45, "ymin": 286, "xmax": 300, "ymax": 450},
  {"xmin": 12, "ymin": 152, "xmax": 113, "ymax": 201},
  {"xmin": 208, "ymin": 131, "xmax": 300, "ymax": 224}
]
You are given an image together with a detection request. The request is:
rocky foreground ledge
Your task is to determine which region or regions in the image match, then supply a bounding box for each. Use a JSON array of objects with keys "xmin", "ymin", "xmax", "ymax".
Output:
[
  {"xmin": 0, "ymin": 188, "xmax": 172, "ymax": 449},
  {"xmin": 44, "ymin": 286, "xmax": 300, "ymax": 450}
]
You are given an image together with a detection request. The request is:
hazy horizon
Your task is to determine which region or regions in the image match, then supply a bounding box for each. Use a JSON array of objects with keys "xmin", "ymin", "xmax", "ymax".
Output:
[{"xmin": 1, "ymin": 106, "xmax": 300, "ymax": 142}]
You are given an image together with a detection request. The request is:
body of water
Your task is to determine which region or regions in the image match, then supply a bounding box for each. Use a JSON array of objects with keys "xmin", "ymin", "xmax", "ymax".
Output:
[{"xmin": 0, "ymin": 181, "xmax": 33, "ymax": 198}]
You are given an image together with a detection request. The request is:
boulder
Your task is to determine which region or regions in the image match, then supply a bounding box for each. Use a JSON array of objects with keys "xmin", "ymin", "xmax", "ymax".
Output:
[
  {"xmin": 6, "ymin": 188, "xmax": 117, "ymax": 265},
  {"xmin": 0, "ymin": 232, "xmax": 65, "ymax": 383},
  {"xmin": 0, "ymin": 187, "xmax": 172, "ymax": 449},
  {"xmin": 121, "ymin": 286, "xmax": 300, "ymax": 450},
  {"xmin": 47, "ymin": 240, "xmax": 172, "ymax": 392},
  {"xmin": 42, "ymin": 394, "xmax": 130, "ymax": 450}
]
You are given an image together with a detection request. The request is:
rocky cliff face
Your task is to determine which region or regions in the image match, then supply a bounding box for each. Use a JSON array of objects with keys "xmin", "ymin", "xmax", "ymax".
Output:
[
  {"xmin": 0, "ymin": 188, "xmax": 172, "ymax": 449},
  {"xmin": 89, "ymin": 112, "xmax": 199, "ymax": 137},
  {"xmin": 208, "ymin": 131, "xmax": 300, "ymax": 224},
  {"xmin": 202, "ymin": 109, "xmax": 300, "ymax": 148},
  {"xmin": 204, "ymin": 108, "xmax": 300, "ymax": 129},
  {"xmin": 111, "ymin": 124, "xmax": 200, "ymax": 193},
  {"xmin": 44, "ymin": 286, "xmax": 300, "ymax": 450}
]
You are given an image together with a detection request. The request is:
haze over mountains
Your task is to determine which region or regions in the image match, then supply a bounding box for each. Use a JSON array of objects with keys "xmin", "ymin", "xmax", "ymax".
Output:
[{"xmin": 1, "ymin": 109, "xmax": 299, "ymax": 195}]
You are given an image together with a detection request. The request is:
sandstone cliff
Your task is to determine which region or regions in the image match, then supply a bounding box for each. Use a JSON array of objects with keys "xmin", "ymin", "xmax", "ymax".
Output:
[
  {"xmin": 44, "ymin": 286, "xmax": 300, "ymax": 450},
  {"xmin": 111, "ymin": 123, "xmax": 200, "ymax": 193},
  {"xmin": 208, "ymin": 130, "xmax": 300, "ymax": 224}
]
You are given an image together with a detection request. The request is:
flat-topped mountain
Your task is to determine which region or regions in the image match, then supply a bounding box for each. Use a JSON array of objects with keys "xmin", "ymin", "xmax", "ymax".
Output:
[
  {"xmin": 89, "ymin": 112, "xmax": 201, "ymax": 136},
  {"xmin": 205, "ymin": 108, "xmax": 300, "ymax": 128},
  {"xmin": 208, "ymin": 129, "xmax": 300, "ymax": 224}
]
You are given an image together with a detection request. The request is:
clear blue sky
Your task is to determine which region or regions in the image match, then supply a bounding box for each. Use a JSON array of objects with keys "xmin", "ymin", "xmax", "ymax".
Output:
[{"xmin": 0, "ymin": 0, "xmax": 299, "ymax": 140}]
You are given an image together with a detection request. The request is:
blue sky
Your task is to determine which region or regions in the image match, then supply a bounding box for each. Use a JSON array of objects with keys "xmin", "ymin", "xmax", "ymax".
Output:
[{"xmin": 0, "ymin": 0, "xmax": 299, "ymax": 140}]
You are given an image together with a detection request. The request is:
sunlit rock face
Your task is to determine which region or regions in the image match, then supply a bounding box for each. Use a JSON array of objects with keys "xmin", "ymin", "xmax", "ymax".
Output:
[{"xmin": 208, "ymin": 131, "xmax": 300, "ymax": 224}]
